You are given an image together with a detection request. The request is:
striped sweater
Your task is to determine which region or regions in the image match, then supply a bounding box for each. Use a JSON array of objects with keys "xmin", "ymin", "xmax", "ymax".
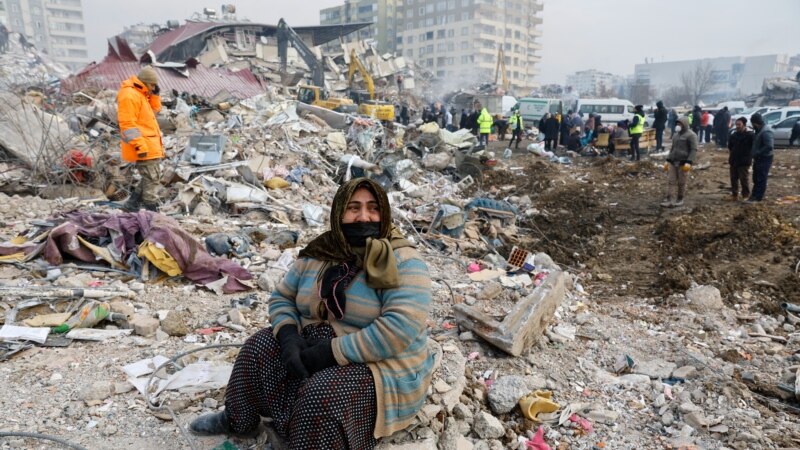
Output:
[{"xmin": 269, "ymin": 246, "xmax": 434, "ymax": 438}]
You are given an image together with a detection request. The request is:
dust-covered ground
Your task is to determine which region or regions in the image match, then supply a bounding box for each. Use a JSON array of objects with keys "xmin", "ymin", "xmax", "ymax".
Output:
[{"xmin": 1, "ymin": 141, "xmax": 799, "ymax": 450}]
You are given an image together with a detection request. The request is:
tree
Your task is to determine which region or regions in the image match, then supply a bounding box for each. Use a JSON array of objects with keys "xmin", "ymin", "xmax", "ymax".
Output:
[
  {"xmin": 680, "ymin": 61, "xmax": 714, "ymax": 106},
  {"xmin": 661, "ymin": 86, "xmax": 689, "ymax": 108},
  {"xmin": 629, "ymin": 81, "xmax": 655, "ymax": 105},
  {"xmin": 597, "ymin": 82, "xmax": 616, "ymax": 98}
]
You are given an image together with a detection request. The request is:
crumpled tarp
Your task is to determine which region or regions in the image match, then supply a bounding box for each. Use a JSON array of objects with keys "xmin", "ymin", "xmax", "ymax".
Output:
[{"xmin": 1, "ymin": 211, "xmax": 252, "ymax": 294}]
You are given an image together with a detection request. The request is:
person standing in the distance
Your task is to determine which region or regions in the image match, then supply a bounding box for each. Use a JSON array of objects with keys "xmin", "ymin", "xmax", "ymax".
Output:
[
  {"xmin": 508, "ymin": 109, "xmax": 524, "ymax": 149},
  {"xmin": 661, "ymin": 117, "xmax": 697, "ymax": 207},
  {"xmin": 544, "ymin": 113, "xmax": 560, "ymax": 151},
  {"xmin": 628, "ymin": 105, "xmax": 645, "ymax": 161},
  {"xmin": 653, "ymin": 101, "xmax": 668, "ymax": 151},
  {"xmin": 668, "ymin": 108, "xmax": 678, "ymax": 138},
  {"xmin": 476, "ymin": 103, "xmax": 493, "ymax": 147},
  {"xmin": 726, "ymin": 117, "xmax": 753, "ymax": 202},
  {"xmin": 747, "ymin": 113, "xmax": 774, "ymax": 203}
]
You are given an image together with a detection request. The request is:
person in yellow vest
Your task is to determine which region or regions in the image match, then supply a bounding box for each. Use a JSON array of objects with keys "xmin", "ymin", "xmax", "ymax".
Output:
[
  {"xmin": 476, "ymin": 103, "xmax": 493, "ymax": 147},
  {"xmin": 117, "ymin": 66, "xmax": 163, "ymax": 211},
  {"xmin": 628, "ymin": 105, "xmax": 645, "ymax": 161},
  {"xmin": 508, "ymin": 109, "xmax": 524, "ymax": 149}
]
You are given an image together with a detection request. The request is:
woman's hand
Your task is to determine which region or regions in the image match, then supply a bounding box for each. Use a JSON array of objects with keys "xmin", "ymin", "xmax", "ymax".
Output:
[
  {"xmin": 300, "ymin": 339, "xmax": 338, "ymax": 375},
  {"xmin": 277, "ymin": 326, "xmax": 310, "ymax": 379}
]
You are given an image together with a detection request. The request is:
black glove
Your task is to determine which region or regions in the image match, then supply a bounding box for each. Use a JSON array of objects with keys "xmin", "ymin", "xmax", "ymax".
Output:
[
  {"xmin": 300, "ymin": 339, "xmax": 338, "ymax": 375},
  {"xmin": 151, "ymin": 84, "xmax": 160, "ymax": 95},
  {"xmin": 277, "ymin": 326, "xmax": 309, "ymax": 380}
]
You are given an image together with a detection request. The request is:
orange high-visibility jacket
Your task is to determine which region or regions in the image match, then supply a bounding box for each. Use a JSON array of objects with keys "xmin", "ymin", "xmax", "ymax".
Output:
[{"xmin": 117, "ymin": 76, "xmax": 163, "ymax": 162}]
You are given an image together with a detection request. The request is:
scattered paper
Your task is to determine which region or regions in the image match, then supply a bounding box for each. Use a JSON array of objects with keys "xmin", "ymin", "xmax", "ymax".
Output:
[{"xmin": 0, "ymin": 324, "xmax": 50, "ymax": 344}]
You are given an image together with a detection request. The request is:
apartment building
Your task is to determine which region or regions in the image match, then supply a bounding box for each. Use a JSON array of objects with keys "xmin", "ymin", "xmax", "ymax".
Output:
[
  {"xmin": 565, "ymin": 69, "xmax": 625, "ymax": 97},
  {"xmin": 396, "ymin": 0, "xmax": 543, "ymax": 94},
  {"xmin": 0, "ymin": 0, "xmax": 89, "ymax": 71},
  {"xmin": 320, "ymin": 0, "xmax": 398, "ymax": 53}
]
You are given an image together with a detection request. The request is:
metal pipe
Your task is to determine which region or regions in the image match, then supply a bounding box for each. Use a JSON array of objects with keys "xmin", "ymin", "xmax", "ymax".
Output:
[{"xmin": 781, "ymin": 303, "xmax": 800, "ymax": 314}]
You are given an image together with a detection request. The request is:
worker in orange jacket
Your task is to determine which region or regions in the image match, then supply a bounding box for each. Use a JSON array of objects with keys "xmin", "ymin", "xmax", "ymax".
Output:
[{"xmin": 117, "ymin": 66, "xmax": 163, "ymax": 211}]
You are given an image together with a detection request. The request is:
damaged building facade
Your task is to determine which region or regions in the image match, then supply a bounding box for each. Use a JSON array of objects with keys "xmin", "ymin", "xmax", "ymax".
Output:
[{"xmin": 0, "ymin": 0, "xmax": 89, "ymax": 71}]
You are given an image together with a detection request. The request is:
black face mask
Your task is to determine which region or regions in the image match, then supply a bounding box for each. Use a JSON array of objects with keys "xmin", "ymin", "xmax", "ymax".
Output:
[{"xmin": 341, "ymin": 222, "xmax": 381, "ymax": 247}]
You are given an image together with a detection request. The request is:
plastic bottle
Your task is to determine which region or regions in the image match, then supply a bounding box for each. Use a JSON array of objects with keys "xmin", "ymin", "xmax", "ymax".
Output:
[{"xmin": 52, "ymin": 301, "xmax": 111, "ymax": 334}]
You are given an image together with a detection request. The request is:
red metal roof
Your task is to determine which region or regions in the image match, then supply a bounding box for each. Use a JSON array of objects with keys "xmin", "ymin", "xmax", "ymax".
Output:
[
  {"xmin": 147, "ymin": 21, "xmax": 220, "ymax": 57},
  {"xmin": 60, "ymin": 61, "xmax": 265, "ymax": 100}
]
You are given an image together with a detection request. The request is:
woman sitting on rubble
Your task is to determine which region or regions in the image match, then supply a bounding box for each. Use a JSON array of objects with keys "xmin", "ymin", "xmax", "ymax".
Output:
[{"xmin": 190, "ymin": 178, "xmax": 434, "ymax": 449}]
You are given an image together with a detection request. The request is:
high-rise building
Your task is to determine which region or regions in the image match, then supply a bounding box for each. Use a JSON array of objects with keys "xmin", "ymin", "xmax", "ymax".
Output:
[
  {"xmin": 0, "ymin": 0, "xmax": 89, "ymax": 71},
  {"xmin": 396, "ymin": 0, "xmax": 543, "ymax": 94},
  {"xmin": 320, "ymin": 0, "xmax": 398, "ymax": 54}
]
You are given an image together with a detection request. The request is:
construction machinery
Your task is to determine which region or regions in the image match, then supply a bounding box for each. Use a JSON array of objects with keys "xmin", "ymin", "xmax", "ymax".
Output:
[
  {"xmin": 495, "ymin": 47, "xmax": 510, "ymax": 93},
  {"xmin": 277, "ymin": 19, "xmax": 355, "ymax": 113},
  {"xmin": 347, "ymin": 49, "xmax": 395, "ymax": 121}
]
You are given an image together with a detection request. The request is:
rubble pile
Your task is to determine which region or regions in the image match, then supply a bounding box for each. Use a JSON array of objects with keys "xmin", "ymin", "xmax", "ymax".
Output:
[{"xmin": 0, "ymin": 32, "xmax": 71, "ymax": 89}]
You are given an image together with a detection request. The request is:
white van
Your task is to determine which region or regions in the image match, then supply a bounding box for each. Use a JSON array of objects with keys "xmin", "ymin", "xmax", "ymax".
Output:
[
  {"xmin": 575, "ymin": 98, "xmax": 635, "ymax": 125},
  {"xmin": 514, "ymin": 98, "xmax": 561, "ymax": 125}
]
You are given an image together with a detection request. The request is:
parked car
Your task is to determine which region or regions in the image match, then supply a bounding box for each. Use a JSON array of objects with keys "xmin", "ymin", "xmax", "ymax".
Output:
[
  {"xmin": 762, "ymin": 107, "xmax": 800, "ymax": 126},
  {"xmin": 732, "ymin": 106, "xmax": 780, "ymax": 124},
  {"xmin": 772, "ymin": 116, "xmax": 800, "ymax": 147}
]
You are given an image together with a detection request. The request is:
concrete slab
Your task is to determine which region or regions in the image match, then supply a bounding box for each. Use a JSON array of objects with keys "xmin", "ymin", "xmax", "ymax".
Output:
[{"xmin": 454, "ymin": 271, "xmax": 566, "ymax": 356}]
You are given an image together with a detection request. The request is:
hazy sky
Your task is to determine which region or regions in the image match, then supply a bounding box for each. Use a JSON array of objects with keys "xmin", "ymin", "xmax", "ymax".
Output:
[{"xmin": 83, "ymin": 0, "xmax": 800, "ymax": 84}]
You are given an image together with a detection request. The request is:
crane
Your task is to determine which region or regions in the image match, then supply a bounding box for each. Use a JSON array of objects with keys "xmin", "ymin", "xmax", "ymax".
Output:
[{"xmin": 495, "ymin": 47, "xmax": 509, "ymax": 93}]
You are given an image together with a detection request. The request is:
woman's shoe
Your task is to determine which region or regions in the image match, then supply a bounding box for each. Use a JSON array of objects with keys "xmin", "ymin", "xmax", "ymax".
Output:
[{"xmin": 189, "ymin": 411, "xmax": 232, "ymax": 436}]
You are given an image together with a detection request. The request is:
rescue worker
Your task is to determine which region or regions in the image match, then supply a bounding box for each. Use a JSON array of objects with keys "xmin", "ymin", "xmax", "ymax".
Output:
[
  {"xmin": 508, "ymin": 109, "xmax": 524, "ymax": 149},
  {"xmin": 476, "ymin": 103, "xmax": 493, "ymax": 147},
  {"xmin": 661, "ymin": 117, "xmax": 698, "ymax": 207},
  {"xmin": 628, "ymin": 105, "xmax": 645, "ymax": 161},
  {"xmin": 117, "ymin": 66, "xmax": 164, "ymax": 211}
]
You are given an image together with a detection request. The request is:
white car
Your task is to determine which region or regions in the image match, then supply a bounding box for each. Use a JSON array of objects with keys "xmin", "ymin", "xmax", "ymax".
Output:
[
  {"xmin": 732, "ymin": 106, "xmax": 779, "ymax": 124},
  {"xmin": 772, "ymin": 116, "xmax": 800, "ymax": 147},
  {"xmin": 761, "ymin": 107, "xmax": 800, "ymax": 126}
]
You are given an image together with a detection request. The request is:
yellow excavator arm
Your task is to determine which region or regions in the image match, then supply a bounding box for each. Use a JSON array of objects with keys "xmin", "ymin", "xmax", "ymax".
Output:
[
  {"xmin": 348, "ymin": 49, "xmax": 375, "ymax": 100},
  {"xmin": 495, "ymin": 47, "xmax": 509, "ymax": 92}
]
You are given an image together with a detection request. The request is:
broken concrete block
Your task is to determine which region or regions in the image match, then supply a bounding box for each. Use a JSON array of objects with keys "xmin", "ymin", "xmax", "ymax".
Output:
[
  {"xmin": 160, "ymin": 310, "xmax": 190, "ymax": 337},
  {"xmin": 228, "ymin": 309, "xmax": 249, "ymax": 326},
  {"xmin": 78, "ymin": 381, "xmax": 115, "ymax": 402},
  {"xmin": 672, "ymin": 365, "xmax": 697, "ymax": 379},
  {"xmin": 634, "ymin": 359, "xmax": 677, "ymax": 380},
  {"xmin": 478, "ymin": 281, "xmax": 503, "ymax": 300},
  {"xmin": 454, "ymin": 271, "xmax": 567, "ymax": 356},
  {"xmin": 686, "ymin": 285, "xmax": 724, "ymax": 311},
  {"xmin": 488, "ymin": 375, "xmax": 546, "ymax": 414},
  {"xmin": 473, "ymin": 411, "xmax": 504, "ymax": 439},
  {"xmin": 130, "ymin": 314, "xmax": 159, "ymax": 337}
]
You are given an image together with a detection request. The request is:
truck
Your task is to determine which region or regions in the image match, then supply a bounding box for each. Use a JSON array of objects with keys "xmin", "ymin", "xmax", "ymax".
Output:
[
  {"xmin": 449, "ymin": 93, "xmax": 516, "ymax": 118},
  {"xmin": 513, "ymin": 98, "xmax": 562, "ymax": 125}
]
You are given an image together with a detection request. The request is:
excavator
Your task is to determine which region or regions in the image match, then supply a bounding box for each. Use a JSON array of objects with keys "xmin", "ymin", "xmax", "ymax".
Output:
[
  {"xmin": 347, "ymin": 49, "xmax": 395, "ymax": 122},
  {"xmin": 277, "ymin": 19, "xmax": 356, "ymax": 113},
  {"xmin": 495, "ymin": 47, "xmax": 510, "ymax": 93}
]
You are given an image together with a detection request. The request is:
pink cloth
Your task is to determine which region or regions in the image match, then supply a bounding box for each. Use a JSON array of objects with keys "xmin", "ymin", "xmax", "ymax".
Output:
[{"xmin": 526, "ymin": 426, "xmax": 551, "ymax": 450}]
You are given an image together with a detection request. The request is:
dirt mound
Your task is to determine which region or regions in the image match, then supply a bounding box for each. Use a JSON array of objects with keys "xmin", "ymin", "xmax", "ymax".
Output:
[
  {"xmin": 655, "ymin": 205, "xmax": 800, "ymax": 297},
  {"xmin": 590, "ymin": 157, "xmax": 661, "ymax": 179},
  {"xmin": 482, "ymin": 159, "xmax": 557, "ymax": 195},
  {"xmin": 656, "ymin": 205, "xmax": 800, "ymax": 259},
  {"xmin": 519, "ymin": 186, "xmax": 611, "ymax": 264}
]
